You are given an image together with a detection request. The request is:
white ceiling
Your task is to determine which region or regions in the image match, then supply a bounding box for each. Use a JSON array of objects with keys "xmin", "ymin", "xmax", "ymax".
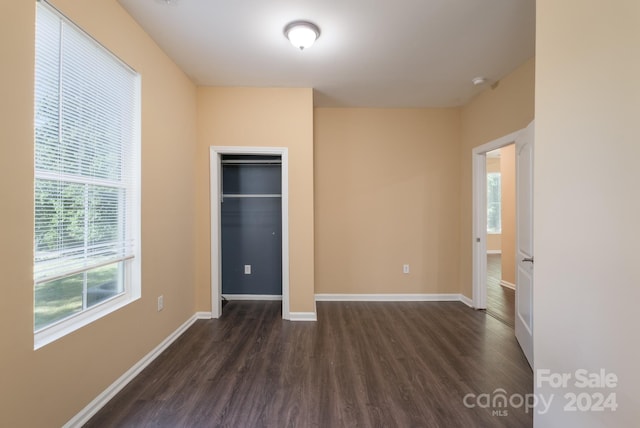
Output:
[{"xmin": 118, "ymin": 0, "xmax": 535, "ymax": 108}]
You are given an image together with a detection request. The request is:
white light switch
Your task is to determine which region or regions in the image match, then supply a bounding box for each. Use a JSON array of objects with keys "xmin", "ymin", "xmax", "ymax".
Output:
[
  {"xmin": 403, "ymin": 264, "xmax": 410, "ymax": 274},
  {"xmin": 244, "ymin": 265, "xmax": 251, "ymax": 275}
]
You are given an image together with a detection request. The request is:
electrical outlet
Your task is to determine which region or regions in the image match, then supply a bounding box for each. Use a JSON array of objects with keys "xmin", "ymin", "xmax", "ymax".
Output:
[
  {"xmin": 244, "ymin": 264, "xmax": 251, "ymax": 275},
  {"xmin": 403, "ymin": 264, "xmax": 410, "ymax": 274},
  {"xmin": 157, "ymin": 295, "xmax": 164, "ymax": 311}
]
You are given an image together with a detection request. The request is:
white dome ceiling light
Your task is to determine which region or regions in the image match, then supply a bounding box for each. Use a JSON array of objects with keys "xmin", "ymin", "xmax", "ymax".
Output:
[
  {"xmin": 284, "ymin": 21, "xmax": 321, "ymax": 51},
  {"xmin": 472, "ymin": 76, "xmax": 488, "ymax": 86}
]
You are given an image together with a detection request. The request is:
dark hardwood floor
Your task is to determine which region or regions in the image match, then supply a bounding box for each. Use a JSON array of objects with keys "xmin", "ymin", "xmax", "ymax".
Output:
[
  {"xmin": 85, "ymin": 301, "xmax": 532, "ymax": 428},
  {"xmin": 486, "ymin": 254, "xmax": 515, "ymax": 327}
]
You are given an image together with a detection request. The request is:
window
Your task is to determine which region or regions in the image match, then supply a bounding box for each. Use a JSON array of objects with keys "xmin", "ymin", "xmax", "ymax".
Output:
[
  {"xmin": 34, "ymin": 1, "xmax": 140, "ymax": 347},
  {"xmin": 487, "ymin": 172, "xmax": 501, "ymax": 234}
]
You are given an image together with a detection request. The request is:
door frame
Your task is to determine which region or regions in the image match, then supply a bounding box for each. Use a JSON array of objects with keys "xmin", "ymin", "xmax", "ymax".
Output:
[
  {"xmin": 209, "ymin": 146, "xmax": 290, "ymax": 319},
  {"xmin": 471, "ymin": 129, "xmax": 522, "ymax": 309}
]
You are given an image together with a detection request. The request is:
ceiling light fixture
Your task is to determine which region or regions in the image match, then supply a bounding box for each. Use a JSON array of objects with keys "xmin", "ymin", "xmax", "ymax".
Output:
[
  {"xmin": 284, "ymin": 21, "xmax": 321, "ymax": 51},
  {"xmin": 472, "ymin": 76, "xmax": 488, "ymax": 86}
]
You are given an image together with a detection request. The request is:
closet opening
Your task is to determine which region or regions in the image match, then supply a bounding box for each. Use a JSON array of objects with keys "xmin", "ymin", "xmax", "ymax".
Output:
[
  {"xmin": 209, "ymin": 147, "xmax": 290, "ymax": 320},
  {"xmin": 220, "ymin": 155, "xmax": 282, "ymax": 301}
]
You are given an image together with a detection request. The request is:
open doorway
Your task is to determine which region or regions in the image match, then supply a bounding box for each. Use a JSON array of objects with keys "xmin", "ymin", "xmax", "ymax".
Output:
[
  {"xmin": 472, "ymin": 122, "xmax": 535, "ymax": 367},
  {"xmin": 471, "ymin": 129, "xmax": 521, "ymax": 310},
  {"xmin": 485, "ymin": 146, "xmax": 515, "ymax": 327},
  {"xmin": 209, "ymin": 146, "xmax": 290, "ymax": 320}
]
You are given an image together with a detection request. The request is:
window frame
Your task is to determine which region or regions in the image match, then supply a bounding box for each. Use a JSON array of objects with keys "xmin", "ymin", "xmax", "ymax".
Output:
[{"xmin": 33, "ymin": 1, "xmax": 141, "ymax": 349}]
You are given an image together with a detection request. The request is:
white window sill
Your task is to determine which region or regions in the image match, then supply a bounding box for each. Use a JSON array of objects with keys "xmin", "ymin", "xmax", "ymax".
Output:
[{"xmin": 34, "ymin": 293, "xmax": 140, "ymax": 350}]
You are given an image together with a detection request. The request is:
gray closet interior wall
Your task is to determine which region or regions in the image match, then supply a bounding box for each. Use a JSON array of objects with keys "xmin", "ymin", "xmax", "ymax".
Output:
[{"xmin": 221, "ymin": 155, "xmax": 282, "ymax": 296}]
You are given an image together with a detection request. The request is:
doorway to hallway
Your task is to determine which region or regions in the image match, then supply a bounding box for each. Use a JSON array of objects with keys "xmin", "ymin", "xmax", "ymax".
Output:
[{"xmin": 472, "ymin": 121, "xmax": 535, "ymax": 366}]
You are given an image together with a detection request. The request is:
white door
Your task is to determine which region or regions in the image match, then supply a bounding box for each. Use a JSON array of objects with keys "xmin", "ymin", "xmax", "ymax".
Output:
[{"xmin": 515, "ymin": 121, "xmax": 534, "ymax": 366}]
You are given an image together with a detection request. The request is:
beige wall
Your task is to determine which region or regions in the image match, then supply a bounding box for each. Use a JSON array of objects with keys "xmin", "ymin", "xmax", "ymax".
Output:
[
  {"xmin": 0, "ymin": 1, "xmax": 198, "ymax": 426},
  {"xmin": 486, "ymin": 157, "xmax": 501, "ymax": 173},
  {"xmin": 535, "ymin": 0, "xmax": 639, "ymax": 426},
  {"xmin": 486, "ymin": 157, "xmax": 502, "ymax": 252},
  {"xmin": 459, "ymin": 58, "xmax": 535, "ymax": 298},
  {"xmin": 486, "ymin": 234, "xmax": 501, "ymax": 252},
  {"xmin": 195, "ymin": 87, "xmax": 315, "ymax": 313},
  {"xmin": 314, "ymin": 108, "xmax": 461, "ymax": 294},
  {"xmin": 500, "ymin": 145, "xmax": 516, "ymax": 285}
]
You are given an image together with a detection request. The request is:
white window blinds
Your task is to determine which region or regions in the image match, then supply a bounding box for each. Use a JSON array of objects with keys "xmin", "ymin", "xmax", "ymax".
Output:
[{"xmin": 34, "ymin": 2, "xmax": 140, "ymax": 284}]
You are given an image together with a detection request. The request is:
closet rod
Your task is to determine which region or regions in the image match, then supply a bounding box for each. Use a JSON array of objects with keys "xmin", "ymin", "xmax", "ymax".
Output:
[
  {"xmin": 222, "ymin": 194, "xmax": 282, "ymax": 198},
  {"xmin": 221, "ymin": 159, "xmax": 281, "ymax": 165}
]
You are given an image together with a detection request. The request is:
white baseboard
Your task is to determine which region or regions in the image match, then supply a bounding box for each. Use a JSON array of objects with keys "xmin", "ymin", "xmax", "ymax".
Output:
[
  {"xmin": 487, "ymin": 250, "xmax": 502, "ymax": 255},
  {"xmin": 222, "ymin": 294, "xmax": 282, "ymax": 301},
  {"xmin": 499, "ymin": 280, "xmax": 516, "ymax": 290},
  {"xmin": 459, "ymin": 294, "xmax": 474, "ymax": 307},
  {"xmin": 315, "ymin": 293, "xmax": 464, "ymax": 302},
  {"xmin": 196, "ymin": 311, "xmax": 212, "ymax": 319},
  {"xmin": 289, "ymin": 312, "xmax": 317, "ymax": 321},
  {"xmin": 63, "ymin": 313, "xmax": 201, "ymax": 428}
]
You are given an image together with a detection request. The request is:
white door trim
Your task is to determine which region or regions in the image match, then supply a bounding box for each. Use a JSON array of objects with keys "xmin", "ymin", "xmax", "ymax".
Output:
[
  {"xmin": 471, "ymin": 129, "xmax": 522, "ymax": 309},
  {"xmin": 209, "ymin": 146, "xmax": 290, "ymax": 320}
]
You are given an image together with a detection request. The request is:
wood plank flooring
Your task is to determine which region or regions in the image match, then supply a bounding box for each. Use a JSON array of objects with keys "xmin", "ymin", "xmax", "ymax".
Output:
[
  {"xmin": 85, "ymin": 301, "xmax": 532, "ymax": 428},
  {"xmin": 486, "ymin": 254, "xmax": 515, "ymax": 327}
]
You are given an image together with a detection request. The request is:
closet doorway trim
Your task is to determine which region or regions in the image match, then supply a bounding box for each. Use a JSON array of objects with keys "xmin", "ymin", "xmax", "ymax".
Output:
[{"xmin": 209, "ymin": 146, "xmax": 290, "ymax": 319}]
